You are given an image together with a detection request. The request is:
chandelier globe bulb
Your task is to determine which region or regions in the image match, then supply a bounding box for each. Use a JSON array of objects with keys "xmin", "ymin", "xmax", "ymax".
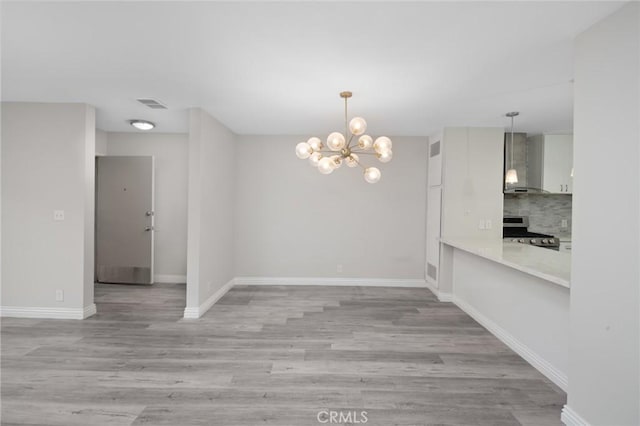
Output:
[
  {"xmin": 358, "ymin": 135, "xmax": 373, "ymax": 150},
  {"xmin": 318, "ymin": 157, "xmax": 335, "ymax": 174},
  {"xmin": 349, "ymin": 117, "xmax": 367, "ymax": 136},
  {"xmin": 364, "ymin": 167, "xmax": 381, "ymax": 184},
  {"xmin": 295, "ymin": 142, "xmax": 313, "ymax": 159},
  {"xmin": 309, "ymin": 152, "xmax": 323, "ymax": 167}
]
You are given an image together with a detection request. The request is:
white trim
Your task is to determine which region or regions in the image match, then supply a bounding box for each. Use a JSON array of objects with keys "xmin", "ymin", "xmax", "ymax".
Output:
[
  {"xmin": 1, "ymin": 304, "xmax": 96, "ymax": 320},
  {"xmin": 424, "ymin": 278, "xmax": 438, "ymax": 295},
  {"xmin": 453, "ymin": 295, "xmax": 568, "ymax": 392},
  {"xmin": 424, "ymin": 279, "xmax": 452, "ymax": 302},
  {"xmin": 437, "ymin": 292, "xmax": 453, "ymax": 302},
  {"xmin": 561, "ymin": 405, "xmax": 591, "ymax": 426},
  {"xmin": 182, "ymin": 306, "xmax": 200, "ymax": 319},
  {"xmin": 183, "ymin": 278, "xmax": 235, "ymax": 319},
  {"xmin": 154, "ymin": 274, "xmax": 187, "ymax": 283},
  {"xmin": 83, "ymin": 303, "xmax": 97, "ymax": 319},
  {"xmin": 234, "ymin": 277, "xmax": 427, "ymax": 288}
]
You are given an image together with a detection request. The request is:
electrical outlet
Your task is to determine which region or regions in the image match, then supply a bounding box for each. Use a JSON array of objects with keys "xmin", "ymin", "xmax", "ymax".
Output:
[
  {"xmin": 55, "ymin": 289, "xmax": 64, "ymax": 302},
  {"xmin": 485, "ymin": 219, "xmax": 492, "ymax": 230},
  {"xmin": 53, "ymin": 210, "xmax": 65, "ymax": 221},
  {"xmin": 336, "ymin": 264, "xmax": 343, "ymax": 273},
  {"xmin": 478, "ymin": 220, "xmax": 486, "ymax": 230},
  {"xmin": 561, "ymin": 219, "xmax": 568, "ymax": 228}
]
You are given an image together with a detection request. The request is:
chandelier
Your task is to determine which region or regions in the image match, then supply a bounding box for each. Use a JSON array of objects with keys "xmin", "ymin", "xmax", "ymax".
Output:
[{"xmin": 295, "ymin": 91, "xmax": 393, "ymax": 184}]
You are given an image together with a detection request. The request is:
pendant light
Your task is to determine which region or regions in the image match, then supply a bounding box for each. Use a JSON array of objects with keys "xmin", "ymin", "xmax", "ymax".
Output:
[{"xmin": 505, "ymin": 112, "xmax": 519, "ymax": 185}]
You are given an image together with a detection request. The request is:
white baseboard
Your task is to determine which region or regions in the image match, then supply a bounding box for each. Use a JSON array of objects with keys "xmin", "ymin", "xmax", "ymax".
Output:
[
  {"xmin": 183, "ymin": 278, "xmax": 235, "ymax": 319},
  {"xmin": 561, "ymin": 405, "xmax": 590, "ymax": 426},
  {"xmin": 424, "ymin": 278, "xmax": 438, "ymax": 296},
  {"xmin": 154, "ymin": 274, "xmax": 186, "ymax": 283},
  {"xmin": 234, "ymin": 277, "xmax": 427, "ymax": 288},
  {"xmin": 83, "ymin": 303, "xmax": 97, "ymax": 319},
  {"xmin": 1, "ymin": 303, "xmax": 97, "ymax": 320},
  {"xmin": 437, "ymin": 292, "xmax": 453, "ymax": 302},
  {"xmin": 453, "ymin": 295, "xmax": 568, "ymax": 392},
  {"xmin": 424, "ymin": 279, "xmax": 453, "ymax": 302}
]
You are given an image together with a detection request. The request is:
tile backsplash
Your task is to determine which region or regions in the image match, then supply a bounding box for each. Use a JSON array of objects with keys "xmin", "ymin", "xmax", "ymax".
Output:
[{"xmin": 504, "ymin": 193, "xmax": 572, "ymax": 239}]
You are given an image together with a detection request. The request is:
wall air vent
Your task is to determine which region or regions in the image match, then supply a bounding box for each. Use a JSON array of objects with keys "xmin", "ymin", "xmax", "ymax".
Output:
[
  {"xmin": 136, "ymin": 98, "xmax": 167, "ymax": 109},
  {"xmin": 427, "ymin": 263, "xmax": 438, "ymax": 281}
]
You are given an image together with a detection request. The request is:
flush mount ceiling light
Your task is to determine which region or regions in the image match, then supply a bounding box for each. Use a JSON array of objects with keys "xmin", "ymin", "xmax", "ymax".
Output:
[
  {"xmin": 505, "ymin": 111, "xmax": 519, "ymax": 185},
  {"xmin": 129, "ymin": 119, "xmax": 155, "ymax": 131},
  {"xmin": 295, "ymin": 91, "xmax": 392, "ymax": 184}
]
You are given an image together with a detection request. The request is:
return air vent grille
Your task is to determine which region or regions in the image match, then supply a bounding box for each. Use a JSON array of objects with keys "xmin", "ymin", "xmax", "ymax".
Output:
[
  {"xmin": 427, "ymin": 263, "xmax": 437, "ymax": 280},
  {"xmin": 429, "ymin": 141, "xmax": 441, "ymax": 157},
  {"xmin": 137, "ymin": 98, "xmax": 167, "ymax": 109}
]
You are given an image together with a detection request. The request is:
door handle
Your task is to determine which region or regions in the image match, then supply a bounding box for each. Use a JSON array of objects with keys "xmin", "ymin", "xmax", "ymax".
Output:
[
  {"xmin": 145, "ymin": 211, "xmax": 154, "ymax": 216},
  {"xmin": 144, "ymin": 226, "xmax": 154, "ymax": 232}
]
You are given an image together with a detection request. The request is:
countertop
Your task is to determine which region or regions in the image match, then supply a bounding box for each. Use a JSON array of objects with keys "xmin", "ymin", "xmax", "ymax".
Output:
[{"xmin": 440, "ymin": 237, "xmax": 571, "ymax": 288}]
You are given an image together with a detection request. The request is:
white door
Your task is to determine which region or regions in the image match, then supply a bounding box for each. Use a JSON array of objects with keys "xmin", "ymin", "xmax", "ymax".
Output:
[{"xmin": 96, "ymin": 156, "xmax": 155, "ymax": 284}]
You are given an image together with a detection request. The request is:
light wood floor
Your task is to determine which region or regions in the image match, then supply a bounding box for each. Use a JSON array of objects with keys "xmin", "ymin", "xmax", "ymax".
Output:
[{"xmin": 1, "ymin": 283, "xmax": 565, "ymax": 425}]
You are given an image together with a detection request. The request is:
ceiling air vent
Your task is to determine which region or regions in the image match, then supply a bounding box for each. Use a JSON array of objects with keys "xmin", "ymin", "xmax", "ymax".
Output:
[{"xmin": 136, "ymin": 98, "xmax": 167, "ymax": 109}]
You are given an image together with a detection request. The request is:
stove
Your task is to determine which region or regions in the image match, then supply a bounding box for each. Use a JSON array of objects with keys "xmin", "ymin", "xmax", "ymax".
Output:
[{"xmin": 503, "ymin": 216, "xmax": 559, "ymax": 250}]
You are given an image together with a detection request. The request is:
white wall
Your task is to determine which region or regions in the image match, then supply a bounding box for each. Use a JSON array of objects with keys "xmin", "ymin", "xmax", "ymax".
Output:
[
  {"xmin": 431, "ymin": 127, "xmax": 504, "ymax": 296},
  {"xmin": 441, "ymin": 127, "xmax": 504, "ymax": 240},
  {"xmin": 567, "ymin": 3, "xmax": 640, "ymax": 425},
  {"xmin": 234, "ymin": 135, "xmax": 427, "ymax": 279},
  {"xmin": 1, "ymin": 102, "xmax": 95, "ymax": 317},
  {"xmin": 95, "ymin": 129, "xmax": 108, "ymax": 156},
  {"xmin": 83, "ymin": 106, "xmax": 96, "ymax": 309},
  {"xmin": 105, "ymin": 132, "xmax": 188, "ymax": 281},
  {"xmin": 186, "ymin": 108, "xmax": 236, "ymax": 316}
]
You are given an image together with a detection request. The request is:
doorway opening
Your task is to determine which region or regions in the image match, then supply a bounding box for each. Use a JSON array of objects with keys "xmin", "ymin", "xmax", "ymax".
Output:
[{"xmin": 93, "ymin": 130, "xmax": 189, "ymax": 319}]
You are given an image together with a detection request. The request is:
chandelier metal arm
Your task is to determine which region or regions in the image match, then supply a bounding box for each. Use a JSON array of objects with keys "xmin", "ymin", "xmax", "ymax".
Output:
[
  {"xmin": 346, "ymin": 134, "xmax": 355, "ymax": 149},
  {"xmin": 353, "ymin": 156, "xmax": 367, "ymax": 170}
]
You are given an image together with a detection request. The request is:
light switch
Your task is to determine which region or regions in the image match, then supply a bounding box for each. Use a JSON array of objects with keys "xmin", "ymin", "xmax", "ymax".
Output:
[
  {"xmin": 486, "ymin": 220, "xmax": 492, "ymax": 230},
  {"xmin": 53, "ymin": 210, "xmax": 65, "ymax": 221},
  {"xmin": 479, "ymin": 220, "xmax": 486, "ymax": 230},
  {"xmin": 561, "ymin": 219, "xmax": 568, "ymax": 228},
  {"xmin": 55, "ymin": 289, "xmax": 64, "ymax": 302}
]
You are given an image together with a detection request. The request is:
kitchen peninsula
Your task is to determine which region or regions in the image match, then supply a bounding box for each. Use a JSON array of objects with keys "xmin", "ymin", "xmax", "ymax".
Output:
[
  {"xmin": 438, "ymin": 237, "xmax": 570, "ymax": 392},
  {"xmin": 441, "ymin": 237, "xmax": 570, "ymax": 287},
  {"xmin": 426, "ymin": 128, "xmax": 570, "ymax": 394}
]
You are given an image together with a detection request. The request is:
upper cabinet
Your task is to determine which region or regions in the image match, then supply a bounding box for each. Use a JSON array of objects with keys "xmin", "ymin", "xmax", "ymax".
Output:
[{"xmin": 527, "ymin": 134, "xmax": 573, "ymax": 194}]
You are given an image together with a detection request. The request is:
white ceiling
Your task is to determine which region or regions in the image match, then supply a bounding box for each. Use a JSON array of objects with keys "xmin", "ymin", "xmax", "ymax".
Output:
[{"xmin": 1, "ymin": 1, "xmax": 625, "ymax": 136}]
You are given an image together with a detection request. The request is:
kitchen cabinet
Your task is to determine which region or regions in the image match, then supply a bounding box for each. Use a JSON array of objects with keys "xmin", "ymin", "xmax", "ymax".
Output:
[{"xmin": 527, "ymin": 134, "xmax": 573, "ymax": 194}]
